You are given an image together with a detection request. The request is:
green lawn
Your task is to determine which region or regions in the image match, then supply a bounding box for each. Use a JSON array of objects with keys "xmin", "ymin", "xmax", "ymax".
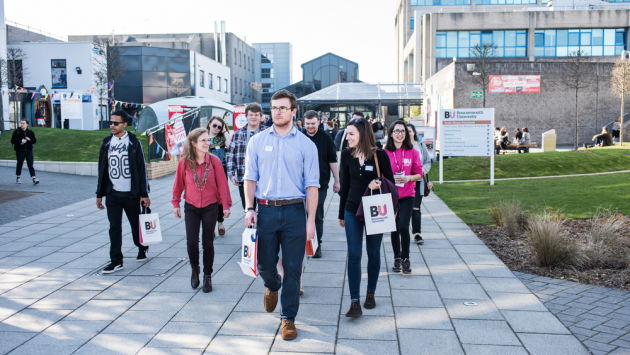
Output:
[
  {"xmin": 434, "ymin": 172, "xmax": 630, "ymax": 225},
  {"xmin": 433, "ymin": 147, "xmax": 630, "ymax": 181},
  {"xmin": 0, "ymin": 127, "xmax": 143, "ymax": 163}
]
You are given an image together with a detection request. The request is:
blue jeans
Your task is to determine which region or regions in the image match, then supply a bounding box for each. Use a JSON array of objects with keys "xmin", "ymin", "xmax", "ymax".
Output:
[
  {"xmin": 315, "ymin": 189, "xmax": 327, "ymax": 244},
  {"xmin": 344, "ymin": 210, "xmax": 383, "ymax": 301},
  {"xmin": 257, "ymin": 203, "xmax": 306, "ymax": 322}
]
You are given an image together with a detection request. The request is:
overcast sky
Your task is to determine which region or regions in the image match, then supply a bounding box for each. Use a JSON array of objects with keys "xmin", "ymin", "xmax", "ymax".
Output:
[{"xmin": 5, "ymin": 0, "xmax": 398, "ymax": 84}]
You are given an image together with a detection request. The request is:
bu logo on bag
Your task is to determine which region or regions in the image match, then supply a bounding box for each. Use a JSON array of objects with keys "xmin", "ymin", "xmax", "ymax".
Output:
[
  {"xmin": 370, "ymin": 205, "xmax": 388, "ymax": 217},
  {"xmin": 144, "ymin": 220, "xmax": 158, "ymax": 230}
]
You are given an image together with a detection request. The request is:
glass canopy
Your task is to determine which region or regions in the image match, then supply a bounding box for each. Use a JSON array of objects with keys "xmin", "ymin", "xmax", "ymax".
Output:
[{"xmin": 297, "ymin": 82, "xmax": 423, "ymax": 107}]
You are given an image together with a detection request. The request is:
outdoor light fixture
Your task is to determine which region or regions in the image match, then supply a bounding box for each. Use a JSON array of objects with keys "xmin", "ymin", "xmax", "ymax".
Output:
[{"xmin": 76, "ymin": 67, "xmax": 82, "ymax": 74}]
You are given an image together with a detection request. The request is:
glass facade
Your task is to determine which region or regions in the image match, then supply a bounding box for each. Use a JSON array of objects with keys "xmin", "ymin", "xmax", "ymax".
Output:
[
  {"xmin": 535, "ymin": 28, "xmax": 627, "ymax": 57},
  {"xmin": 609, "ymin": 0, "xmax": 630, "ymax": 3},
  {"xmin": 436, "ymin": 30, "xmax": 527, "ymax": 58},
  {"xmin": 411, "ymin": 0, "xmax": 471, "ymax": 5},
  {"xmin": 410, "ymin": 17, "xmax": 415, "ymax": 30},
  {"xmin": 477, "ymin": 0, "xmax": 536, "ymax": 4},
  {"xmin": 301, "ymin": 53, "xmax": 359, "ymax": 91}
]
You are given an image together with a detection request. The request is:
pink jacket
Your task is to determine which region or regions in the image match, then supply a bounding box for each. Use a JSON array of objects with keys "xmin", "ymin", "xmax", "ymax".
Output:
[
  {"xmin": 172, "ymin": 153, "xmax": 233, "ymax": 209},
  {"xmin": 385, "ymin": 147, "xmax": 423, "ymax": 199}
]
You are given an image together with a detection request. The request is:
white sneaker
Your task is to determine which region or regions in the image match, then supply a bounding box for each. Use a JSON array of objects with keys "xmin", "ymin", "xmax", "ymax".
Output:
[
  {"xmin": 33, "ymin": 178, "xmax": 39, "ymax": 185},
  {"xmin": 16, "ymin": 177, "xmax": 22, "ymax": 184}
]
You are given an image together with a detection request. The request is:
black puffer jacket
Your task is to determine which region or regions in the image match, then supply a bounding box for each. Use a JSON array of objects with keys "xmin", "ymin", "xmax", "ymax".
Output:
[
  {"xmin": 96, "ymin": 132, "xmax": 150, "ymax": 198},
  {"xmin": 11, "ymin": 128, "xmax": 37, "ymax": 151}
]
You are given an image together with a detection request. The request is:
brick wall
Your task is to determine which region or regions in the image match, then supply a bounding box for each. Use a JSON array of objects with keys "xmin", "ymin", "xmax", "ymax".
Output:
[
  {"xmin": 146, "ymin": 160, "xmax": 177, "ymax": 180},
  {"xmin": 450, "ymin": 61, "xmax": 630, "ymax": 145}
]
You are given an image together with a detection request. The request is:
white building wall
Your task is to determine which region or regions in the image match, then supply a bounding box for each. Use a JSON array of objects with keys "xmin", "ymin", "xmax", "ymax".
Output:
[
  {"xmin": 13, "ymin": 42, "xmax": 99, "ymax": 130},
  {"xmin": 0, "ymin": 0, "xmax": 9, "ymax": 131},
  {"xmin": 194, "ymin": 52, "xmax": 231, "ymax": 103}
]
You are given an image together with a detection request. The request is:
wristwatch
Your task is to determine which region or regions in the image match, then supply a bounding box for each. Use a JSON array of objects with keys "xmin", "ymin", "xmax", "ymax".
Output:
[{"xmin": 245, "ymin": 207, "xmax": 255, "ymax": 213}]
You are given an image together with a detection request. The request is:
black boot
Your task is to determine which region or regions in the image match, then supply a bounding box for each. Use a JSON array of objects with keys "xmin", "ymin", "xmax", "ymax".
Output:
[
  {"xmin": 392, "ymin": 258, "xmax": 402, "ymax": 272},
  {"xmin": 191, "ymin": 266, "xmax": 200, "ymax": 289},
  {"xmin": 202, "ymin": 274, "xmax": 212, "ymax": 293},
  {"xmin": 313, "ymin": 245, "xmax": 322, "ymax": 258},
  {"xmin": 402, "ymin": 258, "xmax": 412, "ymax": 274},
  {"xmin": 364, "ymin": 291, "xmax": 376, "ymax": 309},
  {"xmin": 345, "ymin": 300, "xmax": 362, "ymax": 317}
]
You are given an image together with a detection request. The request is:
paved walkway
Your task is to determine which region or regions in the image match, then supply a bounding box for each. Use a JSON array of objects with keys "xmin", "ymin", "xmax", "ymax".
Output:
[
  {"xmin": 518, "ymin": 273, "xmax": 630, "ymax": 355},
  {"xmin": 0, "ymin": 173, "xmax": 591, "ymax": 354}
]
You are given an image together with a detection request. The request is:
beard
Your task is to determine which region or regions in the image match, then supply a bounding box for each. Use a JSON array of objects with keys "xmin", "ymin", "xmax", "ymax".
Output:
[{"xmin": 273, "ymin": 117, "xmax": 291, "ymax": 128}]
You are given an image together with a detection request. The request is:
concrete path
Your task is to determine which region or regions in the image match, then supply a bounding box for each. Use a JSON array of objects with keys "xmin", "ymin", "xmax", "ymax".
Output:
[{"xmin": 0, "ymin": 173, "xmax": 590, "ymax": 354}]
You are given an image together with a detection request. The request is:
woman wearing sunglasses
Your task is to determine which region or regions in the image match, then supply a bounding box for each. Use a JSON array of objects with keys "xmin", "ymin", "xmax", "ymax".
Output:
[
  {"xmin": 172, "ymin": 128, "xmax": 232, "ymax": 292},
  {"xmin": 338, "ymin": 117, "xmax": 395, "ymax": 317},
  {"xmin": 385, "ymin": 120, "xmax": 423, "ymax": 274},
  {"xmin": 205, "ymin": 116, "xmax": 232, "ymax": 237}
]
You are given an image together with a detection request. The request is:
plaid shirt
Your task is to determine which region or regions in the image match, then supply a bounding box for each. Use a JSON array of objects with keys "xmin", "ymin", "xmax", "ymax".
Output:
[{"xmin": 227, "ymin": 124, "xmax": 268, "ymax": 182}]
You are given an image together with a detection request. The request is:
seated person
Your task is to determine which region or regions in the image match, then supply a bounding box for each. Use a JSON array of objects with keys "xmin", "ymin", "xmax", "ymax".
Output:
[
  {"xmin": 496, "ymin": 126, "xmax": 509, "ymax": 154},
  {"xmin": 585, "ymin": 127, "xmax": 613, "ymax": 148},
  {"xmin": 518, "ymin": 127, "xmax": 531, "ymax": 153}
]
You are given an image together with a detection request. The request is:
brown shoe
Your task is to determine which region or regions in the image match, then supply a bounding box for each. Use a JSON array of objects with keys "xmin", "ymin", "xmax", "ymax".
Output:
[
  {"xmin": 364, "ymin": 291, "xmax": 376, "ymax": 309},
  {"xmin": 219, "ymin": 226, "xmax": 226, "ymax": 236},
  {"xmin": 346, "ymin": 300, "xmax": 362, "ymax": 317},
  {"xmin": 264, "ymin": 289, "xmax": 278, "ymax": 312},
  {"xmin": 281, "ymin": 319, "xmax": 297, "ymax": 340}
]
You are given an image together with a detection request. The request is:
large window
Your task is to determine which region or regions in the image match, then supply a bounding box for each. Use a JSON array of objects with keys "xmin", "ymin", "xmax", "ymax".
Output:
[
  {"xmin": 535, "ymin": 28, "xmax": 627, "ymax": 57},
  {"xmin": 411, "ymin": 0, "xmax": 471, "ymax": 5},
  {"xmin": 51, "ymin": 59, "xmax": 66, "ymax": 89},
  {"xmin": 436, "ymin": 30, "xmax": 527, "ymax": 58},
  {"xmin": 477, "ymin": 0, "xmax": 536, "ymax": 4},
  {"xmin": 262, "ymin": 68, "xmax": 274, "ymax": 78}
]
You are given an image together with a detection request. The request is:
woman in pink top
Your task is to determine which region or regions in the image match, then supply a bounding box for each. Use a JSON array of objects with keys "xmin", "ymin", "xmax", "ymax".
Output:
[
  {"xmin": 172, "ymin": 128, "xmax": 232, "ymax": 293},
  {"xmin": 384, "ymin": 120, "xmax": 423, "ymax": 274}
]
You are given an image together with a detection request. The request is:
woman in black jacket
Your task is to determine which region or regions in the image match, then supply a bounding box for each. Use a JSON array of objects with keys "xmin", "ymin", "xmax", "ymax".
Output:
[
  {"xmin": 10, "ymin": 119, "xmax": 39, "ymax": 185},
  {"xmin": 338, "ymin": 118, "xmax": 395, "ymax": 318}
]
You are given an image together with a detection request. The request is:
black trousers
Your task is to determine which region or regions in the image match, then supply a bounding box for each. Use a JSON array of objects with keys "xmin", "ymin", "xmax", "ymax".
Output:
[
  {"xmin": 16, "ymin": 151, "xmax": 36, "ymax": 177},
  {"xmin": 185, "ymin": 202, "xmax": 218, "ymax": 275},
  {"xmin": 315, "ymin": 189, "xmax": 327, "ymax": 244},
  {"xmin": 106, "ymin": 193, "xmax": 146, "ymax": 265},
  {"xmin": 391, "ymin": 197, "xmax": 414, "ymax": 259},
  {"xmin": 412, "ymin": 181, "xmax": 423, "ymax": 234},
  {"xmin": 238, "ymin": 184, "xmax": 257, "ymax": 211}
]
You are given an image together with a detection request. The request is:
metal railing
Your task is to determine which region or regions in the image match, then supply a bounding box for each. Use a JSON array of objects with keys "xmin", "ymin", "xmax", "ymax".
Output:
[
  {"xmin": 6, "ymin": 20, "xmax": 67, "ymax": 42},
  {"xmin": 144, "ymin": 108, "xmax": 201, "ymax": 163}
]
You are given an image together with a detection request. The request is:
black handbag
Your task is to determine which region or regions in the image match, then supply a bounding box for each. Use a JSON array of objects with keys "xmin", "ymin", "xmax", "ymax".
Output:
[{"xmin": 423, "ymin": 173, "xmax": 431, "ymax": 197}]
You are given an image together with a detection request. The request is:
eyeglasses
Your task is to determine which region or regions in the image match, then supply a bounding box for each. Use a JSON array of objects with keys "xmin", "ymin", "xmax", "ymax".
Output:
[
  {"xmin": 393, "ymin": 130, "xmax": 406, "ymax": 135},
  {"xmin": 211, "ymin": 124, "xmax": 223, "ymax": 130},
  {"xmin": 109, "ymin": 121, "xmax": 124, "ymax": 126},
  {"xmin": 270, "ymin": 106, "xmax": 292, "ymax": 113},
  {"xmin": 197, "ymin": 139, "xmax": 210, "ymax": 143}
]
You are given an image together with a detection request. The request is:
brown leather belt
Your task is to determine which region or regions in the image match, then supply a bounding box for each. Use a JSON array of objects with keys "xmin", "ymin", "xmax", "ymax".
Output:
[{"xmin": 258, "ymin": 198, "xmax": 303, "ymax": 207}]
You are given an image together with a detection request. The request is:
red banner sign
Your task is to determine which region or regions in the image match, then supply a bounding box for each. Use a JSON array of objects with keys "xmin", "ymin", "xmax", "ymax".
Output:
[{"xmin": 489, "ymin": 75, "xmax": 540, "ymax": 93}]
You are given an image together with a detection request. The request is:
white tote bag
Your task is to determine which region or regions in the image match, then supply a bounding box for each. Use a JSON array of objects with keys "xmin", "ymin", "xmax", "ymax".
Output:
[
  {"xmin": 361, "ymin": 188, "xmax": 397, "ymax": 235},
  {"xmin": 139, "ymin": 206, "xmax": 162, "ymax": 246},
  {"xmin": 237, "ymin": 227, "xmax": 258, "ymax": 278}
]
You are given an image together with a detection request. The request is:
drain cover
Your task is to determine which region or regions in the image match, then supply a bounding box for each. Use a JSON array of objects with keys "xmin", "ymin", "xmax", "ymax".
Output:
[{"xmin": 463, "ymin": 302, "xmax": 478, "ymax": 306}]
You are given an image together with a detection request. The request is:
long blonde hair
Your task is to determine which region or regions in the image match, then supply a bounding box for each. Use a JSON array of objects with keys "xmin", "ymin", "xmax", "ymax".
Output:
[{"xmin": 183, "ymin": 128, "xmax": 211, "ymax": 171}]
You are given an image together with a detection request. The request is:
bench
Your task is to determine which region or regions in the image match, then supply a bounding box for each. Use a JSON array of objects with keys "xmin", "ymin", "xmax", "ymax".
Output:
[{"xmin": 498, "ymin": 143, "xmax": 537, "ymax": 154}]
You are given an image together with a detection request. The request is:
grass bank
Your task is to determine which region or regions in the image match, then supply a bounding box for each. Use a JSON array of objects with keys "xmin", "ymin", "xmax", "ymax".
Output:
[
  {"xmin": 432, "ymin": 147, "xmax": 630, "ymax": 181},
  {"xmin": 0, "ymin": 127, "xmax": 143, "ymax": 163},
  {"xmin": 433, "ymin": 172, "xmax": 630, "ymax": 225}
]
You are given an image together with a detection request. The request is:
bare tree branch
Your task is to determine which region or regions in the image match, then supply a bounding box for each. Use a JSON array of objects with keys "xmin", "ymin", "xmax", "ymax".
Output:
[
  {"xmin": 561, "ymin": 50, "xmax": 592, "ymax": 150},
  {"xmin": 6, "ymin": 47, "xmax": 28, "ymax": 127},
  {"xmin": 250, "ymin": 82, "xmax": 262, "ymax": 103},
  {"xmin": 611, "ymin": 58, "xmax": 630, "ymax": 144},
  {"xmin": 92, "ymin": 37, "xmax": 127, "ymax": 103},
  {"xmin": 470, "ymin": 44, "xmax": 498, "ymax": 108},
  {"xmin": 170, "ymin": 78, "xmax": 186, "ymax": 98}
]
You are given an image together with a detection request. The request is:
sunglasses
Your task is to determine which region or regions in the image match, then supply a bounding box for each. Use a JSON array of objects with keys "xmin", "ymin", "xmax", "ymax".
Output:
[
  {"xmin": 211, "ymin": 124, "xmax": 223, "ymax": 129},
  {"xmin": 109, "ymin": 121, "xmax": 124, "ymax": 126},
  {"xmin": 350, "ymin": 118, "xmax": 365, "ymax": 124}
]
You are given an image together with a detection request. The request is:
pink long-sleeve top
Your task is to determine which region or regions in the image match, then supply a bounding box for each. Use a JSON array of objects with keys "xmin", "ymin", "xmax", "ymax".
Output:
[
  {"xmin": 385, "ymin": 147, "xmax": 423, "ymax": 199},
  {"xmin": 172, "ymin": 153, "xmax": 233, "ymax": 209}
]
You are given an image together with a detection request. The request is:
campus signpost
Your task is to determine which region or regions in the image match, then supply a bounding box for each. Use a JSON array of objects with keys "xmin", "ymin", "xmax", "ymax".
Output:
[{"xmin": 438, "ymin": 108, "xmax": 495, "ymax": 185}]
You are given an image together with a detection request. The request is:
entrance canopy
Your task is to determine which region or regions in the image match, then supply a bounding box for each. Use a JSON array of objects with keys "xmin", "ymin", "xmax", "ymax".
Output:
[{"xmin": 297, "ymin": 82, "xmax": 423, "ymax": 108}]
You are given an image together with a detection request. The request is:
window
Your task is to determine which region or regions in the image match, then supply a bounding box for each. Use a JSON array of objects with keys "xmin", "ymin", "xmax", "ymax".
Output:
[
  {"xmin": 239, "ymin": 50, "xmax": 242, "ymax": 66},
  {"xmin": 224, "ymin": 79, "xmax": 228, "ymax": 93},
  {"xmin": 410, "ymin": 17, "xmax": 415, "ymax": 30},
  {"xmin": 240, "ymin": 79, "xmax": 243, "ymax": 94},
  {"xmin": 235, "ymin": 77, "xmax": 238, "ymax": 93},
  {"xmin": 535, "ymin": 28, "xmax": 627, "ymax": 57},
  {"xmin": 209, "ymin": 73, "xmax": 213, "ymax": 89},
  {"xmin": 263, "ymin": 93, "xmax": 272, "ymax": 102},
  {"xmin": 262, "ymin": 68, "xmax": 274, "ymax": 78},
  {"xmin": 218, "ymin": 76, "xmax": 221, "ymax": 91},
  {"xmin": 477, "ymin": 0, "xmax": 536, "ymax": 4},
  {"xmin": 261, "ymin": 53, "xmax": 273, "ymax": 64},
  {"xmin": 411, "ymin": 0, "xmax": 471, "ymax": 5},
  {"xmin": 234, "ymin": 49, "xmax": 237, "ymax": 64},
  {"xmin": 51, "ymin": 59, "xmax": 67, "ymax": 89},
  {"xmin": 200, "ymin": 70, "xmax": 204, "ymax": 87},
  {"xmin": 435, "ymin": 30, "xmax": 527, "ymax": 58}
]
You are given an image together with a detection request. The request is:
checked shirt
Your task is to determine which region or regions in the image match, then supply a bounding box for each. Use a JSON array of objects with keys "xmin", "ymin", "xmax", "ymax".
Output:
[{"xmin": 226, "ymin": 124, "xmax": 268, "ymax": 182}]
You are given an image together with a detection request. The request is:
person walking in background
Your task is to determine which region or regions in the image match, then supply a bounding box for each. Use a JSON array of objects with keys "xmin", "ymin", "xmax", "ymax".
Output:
[
  {"xmin": 206, "ymin": 116, "xmax": 232, "ymax": 237},
  {"xmin": 372, "ymin": 121, "xmax": 385, "ymax": 148},
  {"xmin": 244, "ymin": 89, "xmax": 319, "ymax": 341},
  {"xmin": 172, "ymin": 128, "xmax": 232, "ymax": 293},
  {"xmin": 11, "ymin": 119, "xmax": 39, "ymax": 185},
  {"xmin": 303, "ymin": 110, "xmax": 340, "ymax": 258},
  {"xmin": 407, "ymin": 124, "xmax": 431, "ymax": 245},
  {"xmin": 95, "ymin": 110, "xmax": 150, "ymax": 274},
  {"xmin": 612, "ymin": 117, "xmax": 621, "ymax": 144},
  {"xmin": 226, "ymin": 103, "xmax": 268, "ymax": 211},
  {"xmin": 325, "ymin": 121, "xmax": 337, "ymax": 142},
  {"xmin": 385, "ymin": 120, "xmax": 423, "ymax": 274},
  {"xmin": 295, "ymin": 118, "xmax": 305, "ymax": 133},
  {"xmin": 518, "ymin": 127, "xmax": 531, "ymax": 153},
  {"xmin": 338, "ymin": 118, "xmax": 395, "ymax": 317}
]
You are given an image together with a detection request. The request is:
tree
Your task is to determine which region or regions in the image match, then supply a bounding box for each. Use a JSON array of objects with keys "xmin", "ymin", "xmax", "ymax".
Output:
[
  {"xmin": 250, "ymin": 82, "xmax": 262, "ymax": 103},
  {"xmin": 561, "ymin": 50, "xmax": 591, "ymax": 151},
  {"xmin": 92, "ymin": 37, "xmax": 127, "ymax": 114},
  {"xmin": 170, "ymin": 78, "xmax": 186, "ymax": 98},
  {"xmin": 470, "ymin": 43, "xmax": 498, "ymax": 108},
  {"xmin": 6, "ymin": 47, "xmax": 28, "ymax": 127},
  {"xmin": 0, "ymin": 58, "xmax": 8, "ymax": 133},
  {"xmin": 94, "ymin": 69, "xmax": 108, "ymax": 126},
  {"xmin": 611, "ymin": 58, "xmax": 630, "ymax": 145}
]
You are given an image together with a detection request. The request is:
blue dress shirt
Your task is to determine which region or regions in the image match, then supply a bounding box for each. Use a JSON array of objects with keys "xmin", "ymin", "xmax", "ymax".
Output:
[{"xmin": 244, "ymin": 125, "xmax": 320, "ymax": 200}]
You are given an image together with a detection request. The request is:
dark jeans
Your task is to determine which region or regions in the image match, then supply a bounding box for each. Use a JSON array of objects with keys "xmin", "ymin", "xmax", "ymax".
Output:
[
  {"xmin": 16, "ymin": 151, "xmax": 35, "ymax": 177},
  {"xmin": 390, "ymin": 197, "xmax": 414, "ymax": 259},
  {"xmin": 412, "ymin": 181, "xmax": 423, "ymax": 235},
  {"xmin": 518, "ymin": 147, "xmax": 529, "ymax": 153},
  {"xmin": 185, "ymin": 202, "xmax": 218, "ymax": 275},
  {"xmin": 315, "ymin": 189, "xmax": 327, "ymax": 245},
  {"xmin": 238, "ymin": 184, "xmax": 257, "ymax": 211},
  {"xmin": 106, "ymin": 193, "xmax": 145, "ymax": 265},
  {"xmin": 344, "ymin": 210, "xmax": 383, "ymax": 301},
  {"xmin": 217, "ymin": 165, "xmax": 228, "ymax": 223},
  {"xmin": 257, "ymin": 203, "xmax": 306, "ymax": 322}
]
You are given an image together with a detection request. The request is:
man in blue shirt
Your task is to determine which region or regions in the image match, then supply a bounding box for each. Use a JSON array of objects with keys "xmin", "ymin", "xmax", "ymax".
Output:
[{"xmin": 244, "ymin": 89, "xmax": 319, "ymax": 341}]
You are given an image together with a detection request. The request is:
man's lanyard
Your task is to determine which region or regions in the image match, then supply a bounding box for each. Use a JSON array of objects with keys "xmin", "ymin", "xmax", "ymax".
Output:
[{"xmin": 392, "ymin": 149, "xmax": 405, "ymax": 173}]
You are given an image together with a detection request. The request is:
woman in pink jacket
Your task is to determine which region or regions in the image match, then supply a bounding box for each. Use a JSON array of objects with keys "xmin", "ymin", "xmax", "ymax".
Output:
[
  {"xmin": 384, "ymin": 120, "xmax": 423, "ymax": 274},
  {"xmin": 172, "ymin": 128, "xmax": 232, "ymax": 293}
]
